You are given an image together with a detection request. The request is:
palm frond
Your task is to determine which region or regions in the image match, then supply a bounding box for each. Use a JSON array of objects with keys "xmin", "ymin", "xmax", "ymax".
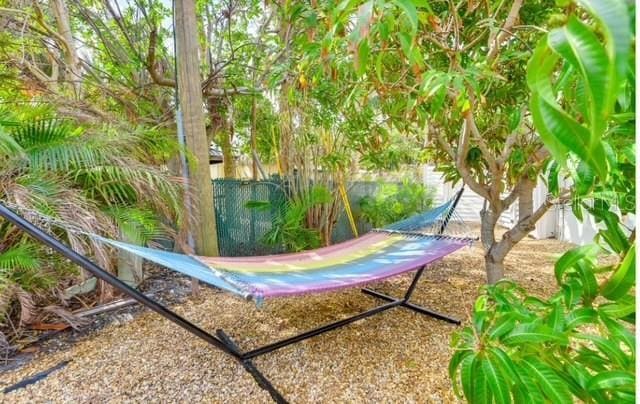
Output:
[
  {"xmin": 0, "ymin": 243, "xmax": 40, "ymax": 271},
  {"xmin": 43, "ymin": 305, "xmax": 88, "ymax": 330},
  {"xmin": 72, "ymin": 161, "xmax": 182, "ymax": 216},
  {"xmin": 106, "ymin": 206, "xmax": 171, "ymax": 245},
  {"xmin": 11, "ymin": 119, "xmax": 108, "ymax": 172},
  {"xmin": 0, "ymin": 116, "xmax": 184, "ymax": 338},
  {"xmin": 14, "ymin": 286, "xmax": 36, "ymax": 326},
  {"xmin": 0, "ymin": 126, "xmax": 25, "ymax": 163}
]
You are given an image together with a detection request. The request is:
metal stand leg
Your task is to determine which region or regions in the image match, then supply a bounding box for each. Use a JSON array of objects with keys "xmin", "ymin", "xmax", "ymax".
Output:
[
  {"xmin": 361, "ymin": 266, "xmax": 461, "ymax": 325},
  {"xmin": 216, "ymin": 330, "xmax": 288, "ymax": 404},
  {"xmin": 0, "ymin": 202, "xmax": 463, "ymax": 404}
]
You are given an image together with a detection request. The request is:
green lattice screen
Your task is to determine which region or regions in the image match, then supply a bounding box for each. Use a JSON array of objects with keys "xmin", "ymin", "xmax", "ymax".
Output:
[
  {"xmin": 212, "ymin": 179, "xmax": 386, "ymax": 256},
  {"xmin": 213, "ymin": 179, "xmax": 287, "ymax": 256}
]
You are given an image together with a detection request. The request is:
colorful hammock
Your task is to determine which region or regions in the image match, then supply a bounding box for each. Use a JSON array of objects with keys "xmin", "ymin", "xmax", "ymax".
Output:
[
  {"xmin": 96, "ymin": 189, "xmax": 473, "ymax": 304},
  {"xmin": 0, "ymin": 187, "xmax": 471, "ymax": 402}
]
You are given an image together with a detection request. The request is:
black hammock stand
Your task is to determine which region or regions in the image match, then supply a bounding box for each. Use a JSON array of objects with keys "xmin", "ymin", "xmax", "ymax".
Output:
[{"xmin": 0, "ymin": 188, "xmax": 465, "ymax": 403}]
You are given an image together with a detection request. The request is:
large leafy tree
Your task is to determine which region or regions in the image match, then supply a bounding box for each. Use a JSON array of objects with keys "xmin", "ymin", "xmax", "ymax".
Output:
[
  {"xmin": 450, "ymin": 1, "xmax": 635, "ymax": 402},
  {"xmin": 292, "ymin": 0, "xmax": 566, "ymax": 283}
]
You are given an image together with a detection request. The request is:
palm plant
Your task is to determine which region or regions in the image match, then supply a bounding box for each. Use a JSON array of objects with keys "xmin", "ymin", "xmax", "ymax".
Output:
[
  {"xmin": 0, "ymin": 114, "xmax": 183, "ymax": 346},
  {"xmin": 246, "ymin": 185, "xmax": 332, "ymax": 252}
]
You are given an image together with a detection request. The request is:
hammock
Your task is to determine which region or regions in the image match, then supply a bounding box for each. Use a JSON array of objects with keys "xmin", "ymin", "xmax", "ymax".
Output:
[
  {"xmin": 95, "ymin": 188, "xmax": 473, "ymax": 304},
  {"xmin": 0, "ymin": 187, "xmax": 472, "ymax": 403}
]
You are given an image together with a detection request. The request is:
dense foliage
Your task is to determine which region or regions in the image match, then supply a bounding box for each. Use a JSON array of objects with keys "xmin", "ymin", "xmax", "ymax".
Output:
[
  {"xmin": 247, "ymin": 185, "xmax": 332, "ymax": 252},
  {"xmin": 0, "ymin": 3, "xmax": 635, "ymax": 400},
  {"xmin": 0, "ymin": 111, "xmax": 181, "ymax": 350},
  {"xmin": 291, "ymin": 0, "xmax": 569, "ymax": 283},
  {"xmin": 449, "ymin": 1, "xmax": 635, "ymax": 402},
  {"xmin": 359, "ymin": 181, "xmax": 435, "ymax": 228}
]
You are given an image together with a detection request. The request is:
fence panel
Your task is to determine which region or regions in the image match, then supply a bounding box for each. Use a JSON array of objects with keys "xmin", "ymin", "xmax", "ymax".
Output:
[
  {"xmin": 213, "ymin": 179, "xmax": 287, "ymax": 256},
  {"xmin": 212, "ymin": 179, "xmax": 388, "ymax": 256}
]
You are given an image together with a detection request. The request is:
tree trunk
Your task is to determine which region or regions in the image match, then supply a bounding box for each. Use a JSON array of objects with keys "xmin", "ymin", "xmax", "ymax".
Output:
[
  {"xmin": 479, "ymin": 203, "xmax": 500, "ymax": 251},
  {"xmin": 250, "ymin": 93, "xmax": 258, "ymax": 179},
  {"xmin": 480, "ymin": 199, "xmax": 506, "ymax": 284},
  {"xmin": 206, "ymin": 94, "xmax": 235, "ymax": 178},
  {"xmin": 50, "ymin": 0, "xmax": 82, "ymax": 98},
  {"xmin": 480, "ymin": 179, "xmax": 547, "ymax": 284},
  {"xmin": 485, "ymin": 256, "xmax": 505, "ymax": 284},
  {"xmin": 174, "ymin": 0, "xmax": 219, "ymax": 256},
  {"xmin": 278, "ymin": 86, "xmax": 292, "ymax": 174},
  {"xmin": 219, "ymin": 130, "xmax": 235, "ymax": 177}
]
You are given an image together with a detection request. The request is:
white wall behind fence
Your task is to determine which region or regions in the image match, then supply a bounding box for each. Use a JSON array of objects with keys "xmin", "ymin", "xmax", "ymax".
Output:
[{"xmin": 422, "ymin": 165, "xmax": 584, "ymax": 244}]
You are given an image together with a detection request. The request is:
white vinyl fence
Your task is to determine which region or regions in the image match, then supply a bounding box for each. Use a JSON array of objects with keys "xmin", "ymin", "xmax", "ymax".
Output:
[{"xmin": 422, "ymin": 165, "xmax": 598, "ymax": 245}]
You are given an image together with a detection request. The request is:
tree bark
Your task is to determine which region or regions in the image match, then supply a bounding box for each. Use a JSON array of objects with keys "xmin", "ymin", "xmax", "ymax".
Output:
[
  {"xmin": 485, "ymin": 257, "xmax": 505, "ymax": 284},
  {"xmin": 479, "ymin": 202, "xmax": 500, "ymax": 251},
  {"xmin": 206, "ymin": 94, "xmax": 235, "ymax": 178},
  {"xmin": 219, "ymin": 129, "xmax": 235, "ymax": 178},
  {"xmin": 278, "ymin": 85, "xmax": 292, "ymax": 174},
  {"xmin": 479, "ymin": 179, "xmax": 553, "ymax": 284},
  {"xmin": 49, "ymin": 0, "xmax": 82, "ymax": 98},
  {"xmin": 174, "ymin": 0, "xmax": 219, "ymax": 256},
  {"xmin": 250, "ymin": 92, "xmax": 258, "ymax": 179}
]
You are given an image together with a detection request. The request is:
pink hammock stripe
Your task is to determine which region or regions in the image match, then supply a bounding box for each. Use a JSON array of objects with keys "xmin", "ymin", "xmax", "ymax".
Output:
[
  {"xmin": 197, "ymin": 234, "xmax": 472, "ymax": 299},
  {"xmin": 209, "ymin": 232, "xmax": 387, "ymax": 263}
]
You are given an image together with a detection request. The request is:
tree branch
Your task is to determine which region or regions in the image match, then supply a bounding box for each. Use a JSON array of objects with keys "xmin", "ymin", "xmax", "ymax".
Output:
[
  {"xmin": 456, "ymin": 113, "xmax": 492, "ymax": 201},
  {"xmin": 499, "ymin": 195, "xmax": 552, "ymax": 248},
  {"xmin": 487, "ymin": 0, "xmax": 523, "ymax": 62},
  {"xmin": 147, "ymin": 26, "xmax": 175, "ymax": 87}
]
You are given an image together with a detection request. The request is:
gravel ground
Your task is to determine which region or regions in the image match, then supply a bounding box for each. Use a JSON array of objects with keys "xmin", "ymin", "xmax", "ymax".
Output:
[{"xmin": 0, "ymin": 234, "xmax": 572, "ymax": 403}]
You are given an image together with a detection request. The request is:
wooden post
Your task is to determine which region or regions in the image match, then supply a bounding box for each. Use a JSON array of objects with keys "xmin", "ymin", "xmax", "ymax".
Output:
[{"xmin": 174, "ymin": 0, "xmax": 219, "ymax": 260}]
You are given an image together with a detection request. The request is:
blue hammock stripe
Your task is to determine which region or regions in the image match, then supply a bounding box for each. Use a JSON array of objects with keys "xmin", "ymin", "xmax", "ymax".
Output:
[{"xmin": 96, "ymin": 190, "xmax": 471, "ymax": 304}]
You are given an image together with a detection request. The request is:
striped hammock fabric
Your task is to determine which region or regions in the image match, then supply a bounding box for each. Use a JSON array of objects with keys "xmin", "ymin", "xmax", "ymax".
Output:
[{"xmin": 97, "ymin": 190, "xmax": 473, "ymax": 305}]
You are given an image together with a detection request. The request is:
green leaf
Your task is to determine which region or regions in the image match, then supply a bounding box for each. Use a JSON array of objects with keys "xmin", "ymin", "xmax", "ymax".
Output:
[
  {"xmin": 527, "ymin": 39, "xmax": 567, "ymax": 164},
  {"xmin": 600, "ymin": 244, "xmax": 635, "ymax": 300},
  {"xmin": 561, "ymin": 278, "xmax": 583, "ymax": 308},
  {"xmin": 471, "ymin": 363, "xmax": 493, "ymax": 404},
  {"xmin": 392, "ymin": 0, "xmax": 418, "ymax": 34},
  {"xmin": 577, "ymin": 0, "xmax": 631, "ymax": 95},
  {"xmin": 528, "ymin": 36, "xmax": 609, "ymax": 179},
  {"xmin": 0, "ymin": 243, "xmax": 41, "ymax": 271},
  {"xmin": 547, "ymin": 161, "xmax": 560, "ymax": 196},
  {"xmin": 520, "ymin": 357, "xmax": 573, "ymax": 403},
  {"xmin": 375, "ymin": 52, "xmax": 384, "ymax": 82},
  {"xmin": 611, "ymin": 390, "xmax": 636, "ymax": 403},
  {"xmin": 554, "ymin": 244, "xmax": 600, "ymax": 283},
  {"xmin": 574, "ymin": 161, "xmax": 595, "ymax": 196},
  {"xmin": 503, "ymin": 323, "xmax": 569, "ymax": 346},
  {"xmin": 548, "ymin": 16, "xmax": 610, "ymax": 137},
  {"xmin": 546, "ymin": 301, "xmax": 565, "ymax": 332},
  {"xmin": 576, "ymin": 334, "xmax": 631, "ymax": 367},
  {"xmin": 488, "ymin": 348, "xmax": 519, "ymax": 382},
  {"xmin": 565, "ymin": 307, "xmax": 597, "ymax": 329},
  {"xmin": 513, "ymin": 367, "xmax": 546, "ymax": 404},
  {"xmin": 449, "ymin": 349, "xmax": 473, "ymax": 396},
  {"xmin": 586, "ymin": 370, "xmax": 634, "ymax": 392},
  {"xmin": 397, "ymin": 31, "xmax": 413, "ymax": 60},
  {"xmin": 245, "ymin": 200, "xmax": 272, "ymax": 210},
  {"xmin": 507, "ymin": 109, "xmax": 521, "ymax": 132},
  {"xmin": 479, "ymin": 355, "xmax": 512, "ymax": 404},
  {"xmin": 459, "ymin": 353, "xmax": 476, "ymax": 400},
  {"xmin": 487, "ymin": 314, "xmax": 517, "ymax": 340},
  {"xmin": 574, "ymin": 260, "xmax": 599, "ymax": 304},
  {"xmin": 597, "ymin": 212, "xmax": 630, "ymax": 253},
  {"xmin": 599, "ymin": 313, "xmax": 635, "ymax": 354},
  {"xmin": 598, "ymin": 295, "xmax": 635, "ymax": 319},
  {"xmin": 357, "ymin": 40, "xmax": 370, "ymax": 76},
  {"xmin": 0, "ymin": 126, "xmax": 25, "ymax": 159},
  {"xmin": 536, "ymin": 93, "xmax": 608, "ymax": 178},
  {"xmin": 564, "ymin": 362, "xmax": 593, "ymax": 399}
]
